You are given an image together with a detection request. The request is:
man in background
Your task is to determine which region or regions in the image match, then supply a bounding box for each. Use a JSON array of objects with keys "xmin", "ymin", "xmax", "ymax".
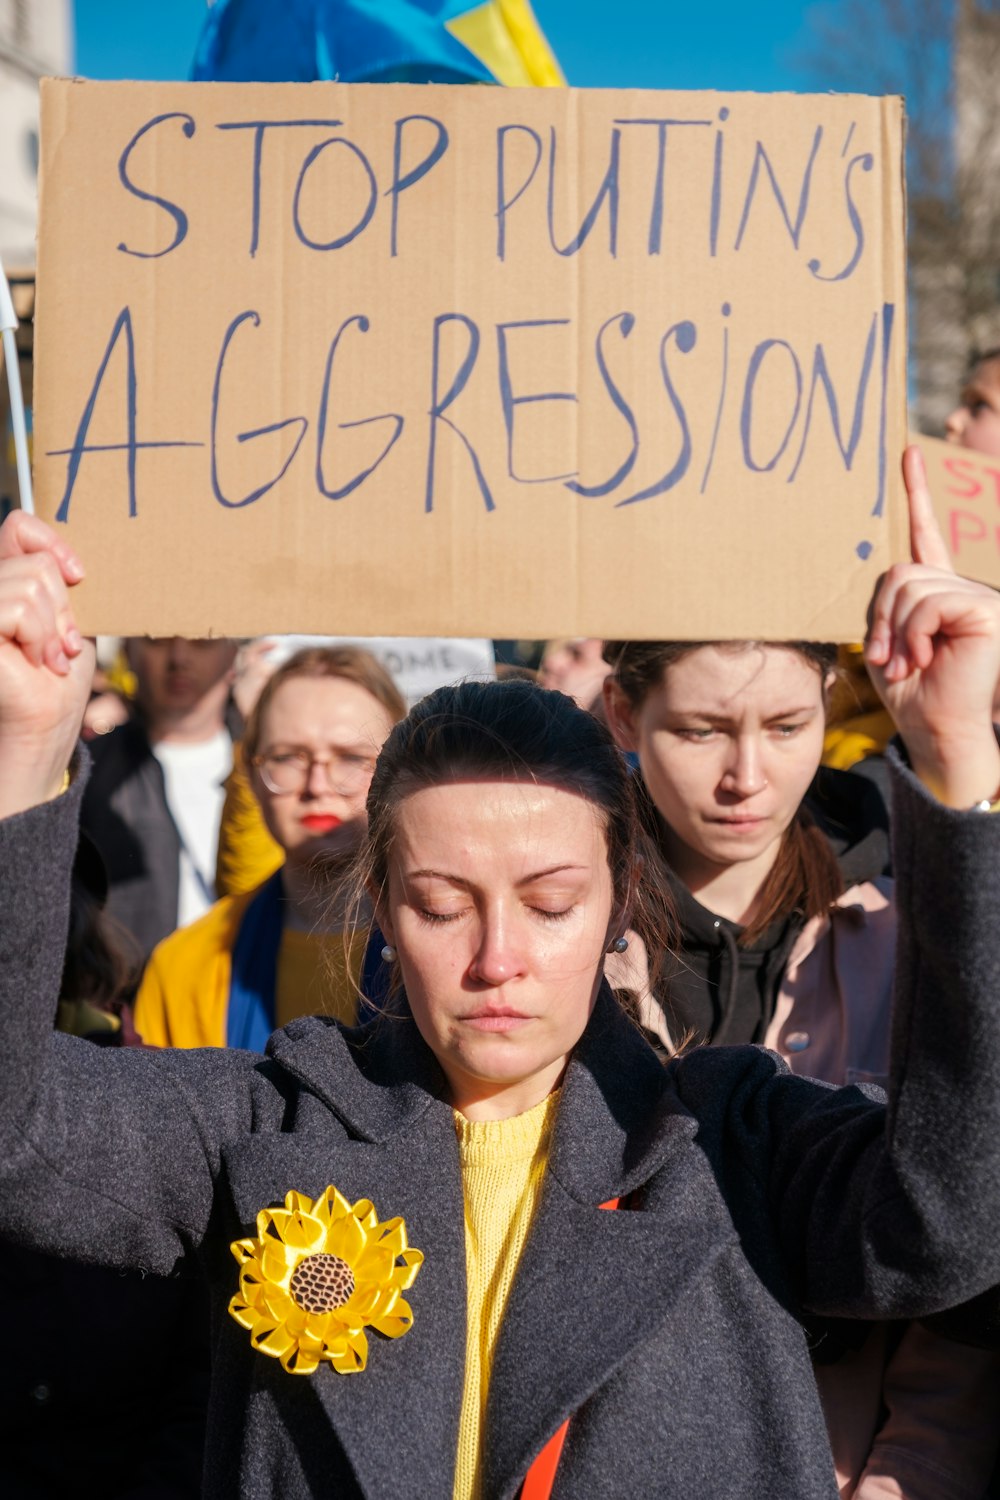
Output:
[
  {"xmin": 81, "ymin": 636, "xmax": 239, "ymax": 959},
  {"xmin": 539, "ymin": 637, "xmax": 611, "ymax": 718}
]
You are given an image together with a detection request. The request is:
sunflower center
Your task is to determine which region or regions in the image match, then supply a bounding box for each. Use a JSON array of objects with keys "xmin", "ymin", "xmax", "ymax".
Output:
[{"xmin": 290, "ymin": 1252, "xmax": 356, "ymax": 1314}]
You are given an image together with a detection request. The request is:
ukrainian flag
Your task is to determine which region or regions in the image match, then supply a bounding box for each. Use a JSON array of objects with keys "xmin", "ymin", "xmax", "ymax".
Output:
[{"xmin": 192, "ymin": 0, "xmax": 564, "ymax": 87}]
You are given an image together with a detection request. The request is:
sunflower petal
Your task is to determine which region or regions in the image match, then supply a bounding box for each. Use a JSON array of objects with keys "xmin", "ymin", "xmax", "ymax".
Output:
[
  {"xmin": 260, "ymin": 1241, "xmax": 296, "ymax": 1284},
  {"xmin": 351, "ymin": 1286, "xmax": 380, "ymax": 1319},
  {"xmin": 267, "ymin": 1209, "xmax": 325, "ymax": 1253},
  {"xmin": 370, "ymin": 1298, "xmax": 414, "ymax": 1339},
  {"xmin": 260, "ymin": 1284, "xmax": 294, "ymax": 1322},
  {"xmin": 228, "ymin": 1295, "xmax": 256, "ymax": 1329},
  {"xmin": 357, "ymin": 1250, "xmax": 397, "ymax": 1289},
  {"xmin": 330, "ymin": 1331, "xmax": 368, "ymax": 1374},
  {"xmin": 284, "ymin": 1190, "xmax": 314, "ymax": 1215},
  {"xmin": 373, "ymin": 1217, "xmax": 405, "ymax": 1254},
  {"xmin": 230, "ymin": 1237, "xmax": 258, "ymax": 1264},
  {"xmin": 281, "ymin": 1345, "xmax": 320, "ymax": 1376},
  {"xmin": 394, "ymin": 1249, "xmax": 425, "ymax": 1291},
  {"xmin": 351, "ymin": 1199, "xmax": 377, "ymax": 1229},
  {"xmin": 318, "ymin": 1186, "xmax": 352, "ymax": 1225},
  {"xmin": 257, "ymin": 1323, "xmax": 297, "ymax": 1357},
  {"xmin": 328, "ymin": 1212, "xmax": 365, "ymax": 1265}
]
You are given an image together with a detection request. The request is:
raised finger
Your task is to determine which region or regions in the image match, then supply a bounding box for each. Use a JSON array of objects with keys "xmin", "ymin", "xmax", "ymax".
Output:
[{"xmin": 903, "ymin": 445, "xmax": 954, "ymax": 572}]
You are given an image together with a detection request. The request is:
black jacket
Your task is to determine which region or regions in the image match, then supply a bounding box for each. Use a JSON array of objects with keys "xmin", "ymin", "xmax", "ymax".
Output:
[
  {"xmin": 80, "ymin": 705, "xmax": 241, "ymax": 959},
  {"xmin": 655, "ymin": 766, "xmax": 890, "ymax": 1047}
]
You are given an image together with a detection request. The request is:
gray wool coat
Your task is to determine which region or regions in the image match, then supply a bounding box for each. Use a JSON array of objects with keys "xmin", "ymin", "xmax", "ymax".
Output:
[{"xmin": 3, "ymin": 754, "xmax": 1000, "ymax": 1500}]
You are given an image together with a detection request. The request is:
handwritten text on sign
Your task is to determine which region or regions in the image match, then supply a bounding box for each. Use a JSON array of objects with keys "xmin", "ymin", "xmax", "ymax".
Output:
[
  {"xmin": 34, "ymin": 82, "xmax": 907, "ymax": 638},
  {"xmin": 919, "ymin": 433, "xmax": 1000, "ymax": 589}
]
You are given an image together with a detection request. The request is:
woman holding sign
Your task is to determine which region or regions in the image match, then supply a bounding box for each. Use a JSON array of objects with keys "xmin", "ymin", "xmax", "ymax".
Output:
[
  {"xmin": 0, "ymin": 455, "xmax": 999, "ymax": 1499},
  {"xmin": 602, "ymin": 584, "xmax": 1000, "ymax": 1492}
]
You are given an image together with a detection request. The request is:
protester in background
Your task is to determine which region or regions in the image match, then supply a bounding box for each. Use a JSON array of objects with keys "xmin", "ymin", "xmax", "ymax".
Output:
[
  {"xmin": 2, "ymin": 477, "xmax": 1000, "ymax": 1500},
  {"xmin": 55, "ymin": 831, "xmax": 141, "ymax": 1043},
  {"xmin": 80, "ymin": 651, "xmax": 132, "ymax": 741},
  {"xmin": 603, "ymin": 639, "xmax": 892, "ymax": 1054},
  {"xmin": 538, "ymin": 636, "xmax": 610, "ymax": 715},
  {"xmin": 946, "ymin": 346, "xmax": 1000, "ymax": 456},
  {"xmin": 134, "ymin": 647, "xmax": 405, "ymax": 1049},
  {"xmin": 821, "ymin": 644, "xmax": 893, "ymax": 799},
  {"xmin": 80, "ymin": 635, "xmax": 240, "ymax": 958},
  {"xmin": 603, "ymin": 633, "xmax": 1000, "ymax": 1497},
  {"xmin": 215, "ymin": 635, "xmax": 498, "ymax": 898}
]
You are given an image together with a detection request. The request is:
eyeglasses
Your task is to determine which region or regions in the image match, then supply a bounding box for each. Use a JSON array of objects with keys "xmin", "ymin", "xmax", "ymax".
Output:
[{"xmin": 252, "ymin": 747, "xmax": 376, "ymax": 796}]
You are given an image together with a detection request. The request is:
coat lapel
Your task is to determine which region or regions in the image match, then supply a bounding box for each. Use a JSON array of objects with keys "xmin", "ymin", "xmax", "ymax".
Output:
[
  {"xmin": 262, "ymin": 1013, "xmax": 468, "ymax": 1500},
  {"xmin": 483, "ymin": 989, "xmax": 740, "ymax": 1500},
  {"xmin": 263, "ymin": 991, "xmax": 739, "ymax": 1500}
]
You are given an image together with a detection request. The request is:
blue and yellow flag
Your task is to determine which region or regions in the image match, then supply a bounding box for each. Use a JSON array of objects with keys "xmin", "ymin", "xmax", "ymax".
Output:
[{"xmin": 192, "ymin": 0, "xmax": 564, "ymax": 87}]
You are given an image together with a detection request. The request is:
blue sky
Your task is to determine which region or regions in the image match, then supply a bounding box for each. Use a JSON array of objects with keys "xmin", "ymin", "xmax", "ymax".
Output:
[{"xmin": 73, "ymin": 1, "xmax": 829, "ymax": 93}]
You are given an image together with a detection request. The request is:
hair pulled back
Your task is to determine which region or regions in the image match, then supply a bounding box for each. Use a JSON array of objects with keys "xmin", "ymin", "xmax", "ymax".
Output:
[
  {"xmin": 603, "ymin": 639, "xmax": 843, "ymax": 944},
  {"xmin": 360, "ymin": 678, "xmax": 672, "ymax": 981}
]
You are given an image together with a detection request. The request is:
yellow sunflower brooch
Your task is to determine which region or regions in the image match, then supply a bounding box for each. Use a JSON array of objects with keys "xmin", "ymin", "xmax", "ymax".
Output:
[{"xmin": 228, "ymin": 1186, "xmax": 424, "ymax": 1375}]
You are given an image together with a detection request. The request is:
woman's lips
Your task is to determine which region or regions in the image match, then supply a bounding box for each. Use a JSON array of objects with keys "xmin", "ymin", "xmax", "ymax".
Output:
[
  {"xmin": 301, "ymin": 814, "xmax": 342, "ymax": 833},
  {"xmin": 462, "ymin": 1010, "xmax": 531, "ymax": 1032}
]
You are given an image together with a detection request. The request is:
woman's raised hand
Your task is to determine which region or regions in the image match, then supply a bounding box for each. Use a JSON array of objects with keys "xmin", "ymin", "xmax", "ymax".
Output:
[
  {"xmin": 865, "ymin": 446, "xmax": 1000, "ymax": 807},
  {"xmin": 0, "ymin": 511, "xmax": 93, "ymax": 818}
]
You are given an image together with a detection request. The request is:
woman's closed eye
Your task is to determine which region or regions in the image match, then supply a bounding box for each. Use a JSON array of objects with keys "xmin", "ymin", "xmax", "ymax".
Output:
[{"xmin": 418, "ymin": 906, "xmax": 468, "ymax": 925}]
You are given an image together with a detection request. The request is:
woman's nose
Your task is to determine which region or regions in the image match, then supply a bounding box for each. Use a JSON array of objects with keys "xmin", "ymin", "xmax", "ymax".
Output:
[
  {"xmin": 467, "ymin": 912, "xmax": 524, "ymax": 986},
  {"xmin": 721, "ymin": 737, "xmax": 767, "ymax": 796},
  {"xmin": 945, "ymin": 404, "xmax": 968, "ymax": 444},
  {"xmin": 304, "ymin": 757, "xmax": 334, "ymax": 795}
]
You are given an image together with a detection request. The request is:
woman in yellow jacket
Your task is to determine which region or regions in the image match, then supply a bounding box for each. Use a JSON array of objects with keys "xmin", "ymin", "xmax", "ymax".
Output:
[{"xmin": 134, "ymin": 646, "xmax": 405, "ymax": 1049}]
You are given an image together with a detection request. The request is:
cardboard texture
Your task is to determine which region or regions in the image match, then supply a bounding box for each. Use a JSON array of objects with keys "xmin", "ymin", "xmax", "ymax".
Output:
[
  {"xmin": 34, "ymin": 80, "xmax": 908, "ymax": 639},
  {"xmin": 917, "ymin": 433, "xmax": 1000, "ymax": 589}
]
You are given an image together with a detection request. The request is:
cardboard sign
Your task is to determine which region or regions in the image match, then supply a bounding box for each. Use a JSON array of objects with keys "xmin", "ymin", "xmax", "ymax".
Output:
[
  {"xmin": 917, "ymin": 433, "xmax": 1000, "ymax": 589},
  {"xmin": 33, "ymin": 81, "xmax": 908, "ymax": 640}
]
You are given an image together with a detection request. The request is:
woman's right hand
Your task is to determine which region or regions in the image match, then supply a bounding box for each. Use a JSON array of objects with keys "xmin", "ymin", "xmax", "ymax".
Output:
[
  {"xmin": 0, "ymin": 511, "xmax": 92, "ymax": 818},
  {"xmin": 865, "ymin": 447, "xmax": 1000, "ymax": 807}
]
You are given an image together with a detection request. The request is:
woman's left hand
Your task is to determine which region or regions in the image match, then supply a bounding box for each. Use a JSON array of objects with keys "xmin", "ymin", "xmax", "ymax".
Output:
[{"xmin": 865, "ymin": 445, "xmax": 1000, "ymax": 807}]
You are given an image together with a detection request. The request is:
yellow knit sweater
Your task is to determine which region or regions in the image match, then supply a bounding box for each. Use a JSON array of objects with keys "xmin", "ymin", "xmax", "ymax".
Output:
[{"xmin": 452, "ymin": 1091, "xmax": 559, "ymax": 1500}]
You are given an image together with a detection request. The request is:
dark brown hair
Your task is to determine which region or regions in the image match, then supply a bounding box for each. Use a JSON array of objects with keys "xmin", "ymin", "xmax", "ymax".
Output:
[
  {"xmin": 357, "ymin": 678, "xmax": 674, "ymax": 1000},
  {"xmin": 603, "ymin": 640, "xmax": 842, "ymax": 945},
  {"xmin": 243, "ymin": 646, "xmax": 407, "ymax": 762},
  {"xmin": 61, "ymin": 870, "xmax": 140, "ymax": 1011}
]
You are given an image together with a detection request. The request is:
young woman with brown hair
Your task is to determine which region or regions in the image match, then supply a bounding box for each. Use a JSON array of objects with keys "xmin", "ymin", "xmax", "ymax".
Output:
[
  {"xmin": 602, "ymin": 611, "xmax": 1000, "ymax": 1494},
  {"xmin": 602, "ymin": 636, "xmax": 889, "ymax": 1064}
]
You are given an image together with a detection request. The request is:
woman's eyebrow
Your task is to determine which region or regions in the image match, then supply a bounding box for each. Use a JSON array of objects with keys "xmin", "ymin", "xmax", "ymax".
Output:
[
  {"xmin": 405, "ymin": 864, "xmax": 588, "ymax": 886},
  {"xmin": 664, "ymin": 705, "xmax": 816, "ymax": 723},
  {"xmin": 763, "ymin": 705, "xmax": 818, "ymax": 721}
]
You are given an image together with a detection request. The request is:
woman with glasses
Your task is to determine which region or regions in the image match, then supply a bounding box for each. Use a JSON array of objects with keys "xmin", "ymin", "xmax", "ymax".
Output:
[{"xmin": 134, "ymin": 647, "xmax": 406, "ymax": 1049}]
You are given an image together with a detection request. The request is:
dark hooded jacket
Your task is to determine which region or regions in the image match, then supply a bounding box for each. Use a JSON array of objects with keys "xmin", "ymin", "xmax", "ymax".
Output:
[{"xmin": 653, "ymin": 766, "xmax": 890, "ymax": 1048}]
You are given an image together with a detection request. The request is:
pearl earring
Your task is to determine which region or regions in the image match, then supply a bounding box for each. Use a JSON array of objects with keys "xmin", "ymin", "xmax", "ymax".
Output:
[
  {"xmin": 611, "ymin": 936, "xmax": 629, "ymax": 954},
  {"xmin": 380, "ymin": 944, "xmax": 397, "ymax": 963}
]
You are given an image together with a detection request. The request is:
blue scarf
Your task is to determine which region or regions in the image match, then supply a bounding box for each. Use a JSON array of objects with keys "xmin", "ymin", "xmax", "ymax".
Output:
[
  {"xmin": 227, "ymin": 872, "xmax": 386, "ymax": 1050},
  {"xmin": 226, "ymin": 872, "xmax": 285, "ymax": 1052}
]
